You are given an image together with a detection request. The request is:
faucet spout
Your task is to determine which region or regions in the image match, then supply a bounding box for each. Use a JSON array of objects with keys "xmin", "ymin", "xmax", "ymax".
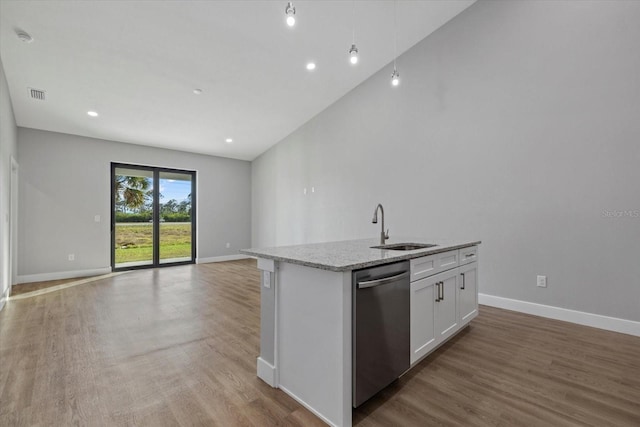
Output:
[{"xmin": 372, "ymin": 203, "xmax": 389, "ymax": 245}]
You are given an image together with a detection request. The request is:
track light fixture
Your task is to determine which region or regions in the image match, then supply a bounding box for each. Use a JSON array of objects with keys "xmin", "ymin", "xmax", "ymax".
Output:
[
  {"xmin": 349, "ymin": 44, "xmax": 359, "ymax": 65},
  {"xmin": 391, "ymin": 69, "xmax": 400, "ymax": 86},
  {"xmin": 285, "ymin": 2, "xmax": 296, "ymax": 27},
  {"xmin": 348, "ymin": 1, "xmax": 359, "ymax": 65},
  {"xmin": 391, "ymin": 0, "xmax": 400, "ymax": 87}
]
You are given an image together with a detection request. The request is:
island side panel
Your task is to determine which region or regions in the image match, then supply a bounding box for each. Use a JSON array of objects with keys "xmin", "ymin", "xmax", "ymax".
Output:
[
  {"xmin": 277, "ymin": 262, "xmax": 352, "ymax": 427},
  {"xmin": 257, "ymin": 258, "xmax": 277, "ymax": 386}
]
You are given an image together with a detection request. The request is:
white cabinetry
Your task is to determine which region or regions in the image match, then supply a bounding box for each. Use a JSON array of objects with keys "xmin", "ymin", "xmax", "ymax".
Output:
[
  {"xmin": 410, "ymin": 277, "xmax": 437, "ymax": 363},
  {"xmin": 459, "ymin": 245, "xmax": 478, "ymax": 265},
  {"xmin": 435, "ymin": 270, "xmax": 459, "ymax": 342},
  {"xmin": 458, "ymin": 262, "xmax": 478, "ymax": 325},
  {"xmin": 410, "ymin": 246, "xmax": 478, "ymax": 366},
  {"xmin": 410, "ymin": 267, "xmax": 461, "ymax": 364},
  {"xmin": 410, "ymin": 249, "xmax": 458, "ymax": 282}
]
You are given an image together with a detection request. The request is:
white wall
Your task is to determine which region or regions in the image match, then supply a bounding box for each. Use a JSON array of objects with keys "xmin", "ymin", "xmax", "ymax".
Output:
[
  {"xmin": 252, "ymin": 1, "xmax": 640, "ymax": 322},
  {"xmin": 18, "ymin": 128, "xmax": 251, "ymax": 279},
  {"xmin": 0, "ymin": 56, "xmax": 18, "ymax": 310}
]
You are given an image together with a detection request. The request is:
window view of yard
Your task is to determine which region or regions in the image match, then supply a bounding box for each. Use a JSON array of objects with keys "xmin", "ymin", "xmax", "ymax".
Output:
[
  {"xmin": 114, "ymin": 167, "xmax": 194, "ymax": 266},
  {"xmin": 115, "ymin": 223, "xmax": 192, "ymax": 264}
]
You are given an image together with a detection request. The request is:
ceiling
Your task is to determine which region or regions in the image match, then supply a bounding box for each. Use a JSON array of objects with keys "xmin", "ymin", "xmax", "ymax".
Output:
[{"xmin": 0, "ymin": 0, "xmax": 474, "ymax": 161}]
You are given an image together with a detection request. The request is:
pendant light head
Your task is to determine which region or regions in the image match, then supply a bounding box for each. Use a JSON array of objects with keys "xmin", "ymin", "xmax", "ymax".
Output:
[
  {"xmin": 285, "ymin": 2, "xmax": 296, "ymax": 27},
  {"xmin": 349, "ymin": 0, "xmax": 359, "ymax": 65},
  {"xmin": 391, "ymin": 68, "xmax": 400, "ymax": 87},
  {"xmin": 390, "ymin": 0, "xmax": 400, "ymax": 87},
  {"xmin": 349, "ymin": 44, "xmax": 359, "ymax": 65}
]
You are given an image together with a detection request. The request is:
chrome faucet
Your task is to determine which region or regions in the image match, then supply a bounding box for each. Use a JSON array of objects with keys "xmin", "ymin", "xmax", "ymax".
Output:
[{"xmin": 372, "ymin": 203, "xmax": 389, "ymax": 245}]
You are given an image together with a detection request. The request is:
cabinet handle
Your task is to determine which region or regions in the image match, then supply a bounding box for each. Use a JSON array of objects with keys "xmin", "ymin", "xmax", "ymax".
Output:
[
  {"xmin": 435, "ymin": 282, "xmax": 443, "ymax": 302},
  {"xmin": 461, "ymin": 272, "xmax": 466, "ymax": 290},
  {"xmin": 439, "ymin": 281, "xmax": 444, "ymax": 301},
  {"xmin": 465, "ymin": 253, "xmax": 475, "ymax": 258}
]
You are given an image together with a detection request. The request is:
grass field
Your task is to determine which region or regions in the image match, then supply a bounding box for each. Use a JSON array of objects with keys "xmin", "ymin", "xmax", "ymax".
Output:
[{"xmin": 115, "ymin": 223, "xmax": 192, "ymax": 264}]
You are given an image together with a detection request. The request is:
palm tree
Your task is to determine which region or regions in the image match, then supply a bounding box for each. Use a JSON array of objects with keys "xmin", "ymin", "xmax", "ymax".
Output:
[
  {"xmin": 115, "ymin": 176, "xmax": 151, "ymax": 212},
  {"xmin": 161, "ymin": 199, "xmax": 178, "ymax": 215}
]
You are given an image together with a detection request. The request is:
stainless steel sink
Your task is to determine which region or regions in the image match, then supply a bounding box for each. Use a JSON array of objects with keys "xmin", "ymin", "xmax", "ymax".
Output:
[{"xmin": 371, "ymin": 243, "xmax": 438, "ymax": 251}]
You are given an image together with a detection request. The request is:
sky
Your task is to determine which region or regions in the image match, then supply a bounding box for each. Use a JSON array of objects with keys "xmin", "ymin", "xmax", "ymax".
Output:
[{"xmin": 159, "ymin": 179, "xmax": 191, "ymax": 203}]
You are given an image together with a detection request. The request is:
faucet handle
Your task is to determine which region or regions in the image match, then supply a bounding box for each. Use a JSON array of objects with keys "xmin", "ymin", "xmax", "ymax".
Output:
[{"xmin": 385, "ymin": 229, "xmax": 390, "ymax": 240}]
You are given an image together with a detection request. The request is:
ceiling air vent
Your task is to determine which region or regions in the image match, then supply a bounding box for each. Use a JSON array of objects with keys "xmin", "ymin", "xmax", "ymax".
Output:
[{"xmin": 29, "ymin": 88, "xmax": 46, "ymax": 100}]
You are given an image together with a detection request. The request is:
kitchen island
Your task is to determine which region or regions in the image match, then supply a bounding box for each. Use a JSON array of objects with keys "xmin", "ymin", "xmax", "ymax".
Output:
[{"xmin": 240, "ymin": 238, "xmax": 480, "ymax": 427}]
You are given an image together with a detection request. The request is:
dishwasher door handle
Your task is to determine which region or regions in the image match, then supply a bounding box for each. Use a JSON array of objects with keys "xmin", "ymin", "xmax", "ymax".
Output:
[{"xmin": 358, "ymin": 271, "xmax": 409, "ymax": 289}]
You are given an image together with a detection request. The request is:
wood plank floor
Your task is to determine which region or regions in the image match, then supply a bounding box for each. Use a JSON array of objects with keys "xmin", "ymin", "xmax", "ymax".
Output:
[
  {"xmin": 1, "ymin": 259, "xmax": 639, "ymax": 426},
  {"xmin": 9, "ymin": 277, "xmax": 92, "ymax": 296}
]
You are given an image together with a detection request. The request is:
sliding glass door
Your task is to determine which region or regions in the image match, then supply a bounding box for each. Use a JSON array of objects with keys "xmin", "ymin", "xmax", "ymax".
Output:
[
  {"xmin": 111, "ymin": 163, "xmax": 196, "ymax": 270},
  {"xmin": 159, "ymin": 171, "xmax": 194, "ymax": 264}
]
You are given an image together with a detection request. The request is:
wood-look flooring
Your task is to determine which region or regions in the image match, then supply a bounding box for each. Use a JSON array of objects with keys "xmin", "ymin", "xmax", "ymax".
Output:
[
  {"xmin": 9, "ymin": 276, "xmax": 92, "ymax": 296},
  {"xmin": 1, "ymin": 259, "xmax": 639, "ymax": 426}
]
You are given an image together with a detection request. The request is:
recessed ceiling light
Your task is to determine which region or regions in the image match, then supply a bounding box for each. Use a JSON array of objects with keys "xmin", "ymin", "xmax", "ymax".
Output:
[
  {"xmin": 16, "ymin": 30, "xmax": 33, "ymax": 43},
  {"xmin": 193, "ymin": 88, "xmax": 202, "ymax": 95},
  {"xmin": 306, "ymin": 62, "xmax": 316, "ymax": 71},
  {"xmin": 87, "ymin": 111, "xmax": 98, "ymax": 117},
  {"xmin": 225, "ymin": 138, "xmax": 233, "ymax": 144}
]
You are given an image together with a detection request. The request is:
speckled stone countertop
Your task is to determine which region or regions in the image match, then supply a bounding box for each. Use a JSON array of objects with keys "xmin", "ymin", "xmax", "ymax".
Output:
[{"xmin": 240, "ymin": 238, "xmax": 481, "ymax": 272}]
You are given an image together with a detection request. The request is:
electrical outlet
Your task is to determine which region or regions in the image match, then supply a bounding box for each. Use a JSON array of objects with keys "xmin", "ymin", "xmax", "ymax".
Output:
[
  {"xmin": 263, "ymin": 271, "xmax": 271, "ymax": 289},
  {"xmin": 68, "ymin": 254, "xmax": 75, "ymax": 261},
  {"xmin": 94, "ymin": 215, "xmax": 101, "ymax": 222},
  {"xmin": 225, "ymin": 242, "xmax": 231, "ymax": 248},
  {"xmin": 537, "ymin": 275, "xmax": 547, "ymax": 288}
]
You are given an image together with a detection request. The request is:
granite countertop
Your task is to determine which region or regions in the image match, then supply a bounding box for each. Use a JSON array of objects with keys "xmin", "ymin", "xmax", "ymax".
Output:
[{"xmin": 239, "ymin": 237, "xmax": 481, "ymax": 272}]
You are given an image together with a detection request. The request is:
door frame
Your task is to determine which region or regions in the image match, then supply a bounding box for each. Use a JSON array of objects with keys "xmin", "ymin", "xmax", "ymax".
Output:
[
  {"xmin": 111, "ymin": 162, "xmax": 196, "ymax": 271},
  {"xmin": 9, "ymin": 157, "xmax": 18, "ymax": 295}
]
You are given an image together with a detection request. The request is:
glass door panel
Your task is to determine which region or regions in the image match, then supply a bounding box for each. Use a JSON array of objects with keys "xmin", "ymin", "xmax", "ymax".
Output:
[
  {"xmin": 113, "ymin": 167, "xmax": 155, "ymax": 268},
  {"xmin": 159, "ymin": 171, "xmax": 194, "ymax": 264}
]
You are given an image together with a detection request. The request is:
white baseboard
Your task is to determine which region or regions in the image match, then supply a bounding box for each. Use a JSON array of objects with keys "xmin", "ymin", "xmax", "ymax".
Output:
[
  {"xmin": 196, "ymin": 254, "xmax": 250, "ymax": 264},
  {"xmin": 256, "ymin": 357, "xmax": 277, "ymax": 387},
  {"xmin": 279, "ymin": 385, "xmax": 338, "ymax": 427},
  {"xmin": 0, "ymin": 287, "xmax": 8, "ymax": 312},
  {"xmin": 17, "ymin": 267, "xmax": 112, "ymax": 285},
  {"xmin": 479, "ymin": 293, "xmax": 640, "ymax": 337}
]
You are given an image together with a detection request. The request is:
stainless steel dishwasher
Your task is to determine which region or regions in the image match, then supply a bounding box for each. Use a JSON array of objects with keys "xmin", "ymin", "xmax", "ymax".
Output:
[{"xmin": 353, "ymin": 261, "xmax": 410, "ymax": 407}]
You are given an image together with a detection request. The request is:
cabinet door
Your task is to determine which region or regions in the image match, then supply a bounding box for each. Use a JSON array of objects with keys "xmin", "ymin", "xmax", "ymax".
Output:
[
  {"xmin": 458, "ymin": 262, "xmax": 478, "ymax": 325},
  {"xmin": 410, "ymin": 276, "xmax": 437, "ymax": 365},
  {"xmin": 434, "ymin": 270, "xmax": 459, "ymax": 342}
]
